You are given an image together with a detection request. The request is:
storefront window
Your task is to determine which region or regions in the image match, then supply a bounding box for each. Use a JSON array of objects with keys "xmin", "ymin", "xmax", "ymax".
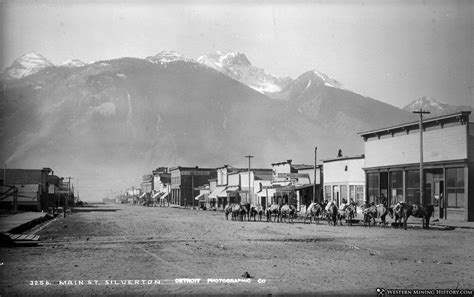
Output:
[
  {"xmin": 355, "ymin": 186, "xmax": 364, "ymax": 205},
  {"xmin": 390, "ymin": 171, "xmax": 403, "ymax": 204},
  {"xmin": 446, "ymin": 168, "xmax": 464, "ymax": 208},
  {"xmin": 405, "ymin": 170, "xmax": 420, "ymax": 204},
  {"xmin": 367, "ymin": 173, "xmax": 379, "ymax": 204},
  {"xmin": 340, "ymin": 185, "xmax": 348, "ymax": 203},
  {"xmin": 324, "ymin": 185, "xmax": 331, "ymax": 201}
]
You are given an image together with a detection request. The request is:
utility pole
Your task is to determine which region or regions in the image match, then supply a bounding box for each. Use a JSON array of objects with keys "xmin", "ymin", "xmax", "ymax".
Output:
[
  {"xmin": 64, "ymin": 177, "xmax": 73, "ymax": 218},
  {"xmin": 413, "ymin": 109, "xmax": 430, "ymax": 204},
  {"xmin": 192, "ymin": 169, "xmax": 195, "ymax": 210},
  {"xmin": 313, "ymin": 147, "xmax": 317, "ymax": 203},
  {"xmin": 245, "ymin": 155, "xmax": 254, "ymax": 204}
]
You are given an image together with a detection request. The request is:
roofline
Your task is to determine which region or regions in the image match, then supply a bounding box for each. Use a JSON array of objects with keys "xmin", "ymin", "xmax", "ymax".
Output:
[
  {"xmin": 322, "ymin": 155, "xmax": 365, "ymax": 163},
  {"xmin": 169, "ymin": 166, "xmax": 217, "ymax": 171},
  {"xmin": 358, "ymin": 110, "xmax": 472, "ymax": 136}
]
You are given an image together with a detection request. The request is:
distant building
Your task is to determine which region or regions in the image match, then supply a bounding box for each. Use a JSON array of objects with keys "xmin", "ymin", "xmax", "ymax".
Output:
[
  {"xmin": 359, "ymin": 111, "xmax": 473, "ymax": 221},
  {"xmin": 269, "ymin": 160, "xmax": 322, "ymax": 211},
  {"xmin": 322, "ymin": 155, "xmax": 365, "ymax": 210},
  {"xmin": 209, "ymin": 165, "xmax": 273, "ymax": 208},
  {"xmin": 170, "ymin": 166, "xmax": 217, "ymax": 207},
  {"xmin": 152, "ymin": 167, "xmax": 171, "ymax": 206},
  {"xmin": 0, "ymin": 167, "xmax": 54, "ymax": 211}
]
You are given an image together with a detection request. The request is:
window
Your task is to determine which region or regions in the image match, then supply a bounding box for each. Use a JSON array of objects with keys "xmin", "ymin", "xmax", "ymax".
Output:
[
  {"xmin": 405, "ymin": 170, "xmax": 420, "ymax": 205},
  {"xmin": 390, "ymin": 171, "xmax": 403, "ymax": 204},
  {"xmin": 367, "ymin": 173, "xmax": 379, "ymax": 204},
  {"xmin": 324, "ymin": 185, "xmax": 331, "ymax": 201},
  {"xmin": 446, "ymin": 168, "xmax": 464, "ymax": 208},
  {"xmin": 355, "ymin": 186, "xmax": 364, "ymax": 205},
  {"xmin": 340, "ymin": 185, "xmax": 348, "ymax": 203}
]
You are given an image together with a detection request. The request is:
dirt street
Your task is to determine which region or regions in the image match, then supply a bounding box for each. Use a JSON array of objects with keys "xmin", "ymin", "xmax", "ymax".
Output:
[{"xmin": 1, "ymin": 204, "xmax": 473, "ymax": 296}]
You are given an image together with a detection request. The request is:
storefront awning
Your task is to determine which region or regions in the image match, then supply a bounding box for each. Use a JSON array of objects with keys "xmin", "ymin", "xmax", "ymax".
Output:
[
  {"xmin": 160, "ymin": 192, "xmax": 169, "ymax": 200},
  {"xmin": 294, "ymin": 184, "xmax": 317, "ymax": 191},
  {"xmin": 225, "ymin": 186, "xmax": 239, "ymax": 194},
  {"xmin": 152, "ymin": 192, "xmax": 163, "ymax": 199},
  {"xmin": 139, "ymin": 193, "xmax": 147, "ymax": 198},
  {"xmin": 195, "ymin": 193, "xmax": 205, "ymax": 200},
  {"xmin": 258, "ymin": 188, "xmax": 276, "ymax": 197},
  {"xmin": 209, "ymin": 186, "xmax": 226, "ymax": 199}
]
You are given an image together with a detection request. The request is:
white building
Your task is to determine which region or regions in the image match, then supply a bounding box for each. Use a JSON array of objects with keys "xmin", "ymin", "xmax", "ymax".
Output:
[{"xmin": 322, "ymin": 155, "xmax": 365, "ymax": 209}]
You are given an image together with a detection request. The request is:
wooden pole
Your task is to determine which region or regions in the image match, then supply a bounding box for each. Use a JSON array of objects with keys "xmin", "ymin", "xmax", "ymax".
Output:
[
  {"xmin": 413, "ymin": 109, "xmax": 430, "ymax": 204},
  {"xmin": 313, "ymin": 147, "xmax": 317, "ymax": 203}
]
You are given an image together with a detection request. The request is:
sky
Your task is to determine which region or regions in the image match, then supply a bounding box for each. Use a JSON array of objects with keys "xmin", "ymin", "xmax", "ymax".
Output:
[{"xmin": 1, "ymin": 0, "xmax": 473, "ymax": 108}]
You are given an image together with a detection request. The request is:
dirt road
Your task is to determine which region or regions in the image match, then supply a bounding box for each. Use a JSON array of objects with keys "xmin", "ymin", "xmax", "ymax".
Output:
[{"xmin": 1, "ymin": 204, "xmax": 473, "ymax": 296}]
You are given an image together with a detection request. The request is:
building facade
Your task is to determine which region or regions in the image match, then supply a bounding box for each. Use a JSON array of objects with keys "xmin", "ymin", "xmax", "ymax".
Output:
[
  {"xmin": 359, "ymin": 111, "xmax": 473, "ymax": 221},
  {"xmin": 0, "ymin": 167, "xmax": 54, "ymax": 211},
  {"xmin": 269, "ymin": 160, "xmax": 322, "ymax": 211},
  {"xmin": 322, "ymin": 155, "xmax": 365, "ymax": 209},
  {"xmin": 170, "ymin": 166, "xmax": 217, "ymax": 207}
]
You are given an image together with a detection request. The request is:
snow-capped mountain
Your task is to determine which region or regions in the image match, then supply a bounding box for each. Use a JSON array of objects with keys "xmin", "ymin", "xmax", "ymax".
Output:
[
  {"xmin": 4, "ymin": 53, "xmax": 54, "ymax": 79},
  {"xmin": 311, "ymin": 70, "xmax": 344, "ymax": 89},
  {"xmin": 146, "ymin": 51, "xmax": 192, "ymax": 64},
  {"xmin": 197, "ymin": 51, "xmax": 292, "ymax": 94},
  {"xmin": 60, "ymin": 59, "xmax": 87, "ymax": 68},
  {"xmin": 403, "ymin": 97, "xmax": 460, "ymax": 116}
]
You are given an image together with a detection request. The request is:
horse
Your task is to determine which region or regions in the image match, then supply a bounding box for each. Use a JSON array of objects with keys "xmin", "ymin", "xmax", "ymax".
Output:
[
  {"xmin": 303, "ymin": 202, "xmax": 323, "ymax": 224},
  {"xmin": 250, "ymin": 205, "xmax": 264, "ymax": 222},
  {"xmin": 224, "ymin": 203, "xmax": 234, "ymax": 220},
  {"xmin": 389, "ymin": 203, "xmax": 434, "ymax": 230},
  {"xmin": 279, "ymin": 204, "xmax": 297, "ymax": 223},
  {"xmin": 232, "ymin": 204, "xmax": 241, "ymax": 221},
  {"xmin": 240, "ymin": 203, "xmax": 251, "ymax": 221},
  {"xmin": 337, "ymin": 203, "xmax": 356, "ymax": 226},
  {"xmin": 266, "ymin": 204, "xmax": 280, "ymax": 222},
  {"xmin": 326, "ymin": 202, "xmax": 338, "ymax": 226}
]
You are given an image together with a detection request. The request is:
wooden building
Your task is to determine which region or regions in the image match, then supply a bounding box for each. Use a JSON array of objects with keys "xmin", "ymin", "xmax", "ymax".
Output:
[
  {"xmin": 170, "ymin": 166, "xmax": 217, "ymax": 207},
  {"xmin": 359, "ymin": 111, "xmax": 473, "ymax": 221},
  {"xmin": 322, "ymin": 155, "xmax": 365, "ymax": 209}
]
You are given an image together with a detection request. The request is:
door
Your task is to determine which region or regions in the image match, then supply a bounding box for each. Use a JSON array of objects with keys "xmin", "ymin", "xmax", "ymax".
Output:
[{"xmin": 434, "ymin": 181, "xmax": 445, "ymax": 219}]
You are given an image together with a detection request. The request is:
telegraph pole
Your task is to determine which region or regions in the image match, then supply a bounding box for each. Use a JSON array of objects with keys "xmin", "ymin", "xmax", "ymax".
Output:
[
  {"xmin": 413, "ymin": 109, "xmax": 430, "ymax": 204},
  {"xmin": 245, "ymin": 155, "xmax": 254, "ymax": 204},
  {"xmin": 313, "ymin": 147, "xmax": 317, "ymax": 203},
  {"xmin": 64, "ymin": 177, "xmax": 73, "ymax": 218}
]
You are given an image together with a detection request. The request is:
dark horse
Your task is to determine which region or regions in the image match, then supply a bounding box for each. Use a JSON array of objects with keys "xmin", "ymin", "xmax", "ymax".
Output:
[
  {"xmin": 250, "ymin": 205, "xmax": 264, "ymax": 222},
  {"xmin": 389, "ymin": 202, "xmax": 434, "ymax": 230},
  {"xmin": 326, "ymin": 202, "xmax": 338, "ymax": 226},
  {"xmin": 224, "ymin": 203, "xmax": 234, "ymax": 220},
  {"xmin": 239, "ymin": 203, "xmax": 251, "ymax": 221}
]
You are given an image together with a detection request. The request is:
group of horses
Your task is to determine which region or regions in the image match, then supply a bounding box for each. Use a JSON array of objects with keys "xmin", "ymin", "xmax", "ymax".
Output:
[
  {"xmin": 224, "ymin": 203, "xmax": 298, "ymax": 223},
  {"xmin": 224, "ymin": 200, "xmax": 436, "ymax": 230}
]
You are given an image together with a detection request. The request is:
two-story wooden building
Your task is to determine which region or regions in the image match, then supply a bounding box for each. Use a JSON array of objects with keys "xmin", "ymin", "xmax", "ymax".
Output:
[
  {"xmin": 359, "ymin": 111, "xmax": 473, "ymax": 221},
  {"xmin": 170, "ymin": 166, "xmax": 217, "ymax": 207}
]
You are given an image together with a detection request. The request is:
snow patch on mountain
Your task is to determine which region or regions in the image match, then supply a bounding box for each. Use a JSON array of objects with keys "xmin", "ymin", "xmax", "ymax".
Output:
[
  {"xmin": 312, "ymin": 70, "xmax": 344, "ymax": 89},
  {"xmin": 403, "ymin": 96, "xmax": 458, "ymax": 115},
  {"xmin": 4, "ymin": 53, "xmax": 54, "ymax": 79},
  {"xmin": 60, "ymin": 59, "xmax": 87, "ymax": 68},
  {"xmin": 146, "ymin": 51, "xmax": 192, "ymax": 64},
  {"xmin": 197, "ymin": 51, "xmax": 292, "ymax": 94}
]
